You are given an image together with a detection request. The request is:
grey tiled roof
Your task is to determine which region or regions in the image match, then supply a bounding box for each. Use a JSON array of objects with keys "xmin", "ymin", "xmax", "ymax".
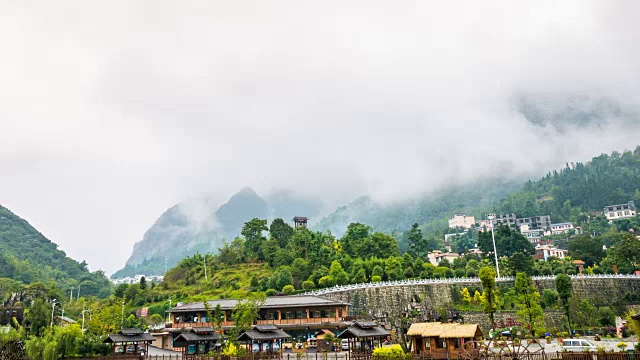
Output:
[
  {"xmin": 176, "ymin": 332, "xmax": 220, "ymax": 342},
  {"xmin": 237, "ymin": 329, "xmax": 292, "ymax": 341},
  {"xmin": 104, "ymin": 333, "xmax": 155, "ymax": 343},
  {"xmin": 168, "ymin": 295, "xmax": 350, "ymax": 313},
  {"xmin": 338, "ymin": 323, "xmax": 390, "ymax": 339}
]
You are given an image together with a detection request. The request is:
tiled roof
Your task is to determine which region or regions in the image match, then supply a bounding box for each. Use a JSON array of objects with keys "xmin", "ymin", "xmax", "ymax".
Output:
[
  {"xmin": 338, "ymin": 322, "xmax": 389, "ymax": 339},
  {"xmin": 168, "ymin": 295, "xmax": 350, "ymax": 313},
  {"xmin": 176, "ymin": 332, "xmax": 220, "ymax": 342},
  {"xmin": 120, "ymin": 328, "xmax": 143, "ymax": 335},
  {"xmin": 237, "ymin": 328, "xmax": 292, "ymax": 341},
  {"xmin": 104, "ymin": 333, "xmax": 155, "ymax": 343}
]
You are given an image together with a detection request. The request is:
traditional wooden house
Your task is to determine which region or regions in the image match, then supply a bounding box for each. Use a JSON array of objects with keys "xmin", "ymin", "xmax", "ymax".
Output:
[
  {"xmin": 104, "ymin": 328, "xmax": 154, "ymax": 356},
  {"xmin": 408, "ymin": 322, "xmax": 483, "ymax": 358},
  {"xmin": 237, "ymin": 324, "xmax": 291, "ymax": 353},
  {"xmin": 174, "ymin": 326, "xmax": 221, "ymax": 356},
  {"xmin": 314, "ymin": 329, "xmax": 336, "ymax": 352},
  {"xmin": 337, "ymin": 321, "xmax": 390, "ymax": 352}
]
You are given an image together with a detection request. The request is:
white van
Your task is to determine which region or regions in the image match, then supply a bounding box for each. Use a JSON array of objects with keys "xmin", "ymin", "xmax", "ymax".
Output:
[
  {"xmin": 562, "ymin": 339, "xmax": 596, "ymax": 352},
  {"xmin": 341, "ymin": 339, "xmax": 350, "ymax": 351}
]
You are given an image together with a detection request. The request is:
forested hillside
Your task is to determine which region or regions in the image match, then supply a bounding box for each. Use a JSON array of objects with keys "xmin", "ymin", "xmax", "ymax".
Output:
[
  {"xmin": 0, "ymin": 205, "xmax": 112, "ymax": 298},
  {"xmin": 494, "ymin": 146, "xmax": 640, "ymax": 222}
]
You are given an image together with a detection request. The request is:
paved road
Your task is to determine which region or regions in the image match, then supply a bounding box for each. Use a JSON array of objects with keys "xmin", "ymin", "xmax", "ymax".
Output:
[{"xmin": 147, "ymin": 345, "xmax": 183, "ymax": 357}]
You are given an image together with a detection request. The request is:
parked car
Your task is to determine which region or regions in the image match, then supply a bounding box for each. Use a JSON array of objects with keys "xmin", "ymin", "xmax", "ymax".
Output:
[
  {"xmin": 562, "ymin": 339, "xmax": 596, "ymax": 352},
  {"xmin": 341, "ymin": 339, "xmax": 350, "ymax": 351}
]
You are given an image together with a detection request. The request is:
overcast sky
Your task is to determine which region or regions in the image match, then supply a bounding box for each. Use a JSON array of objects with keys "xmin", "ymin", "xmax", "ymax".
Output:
[{"xmin": 1, "ymin": 1, "xmax": 640, "ymax": 275}]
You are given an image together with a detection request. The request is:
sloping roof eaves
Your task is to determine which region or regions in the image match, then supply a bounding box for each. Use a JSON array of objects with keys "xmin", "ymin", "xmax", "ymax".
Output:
[
  {"xmin": 407, "ymin": 322, "xmax": 442, "ymax": 337},
  {"xmin": 237, "ymin": 329, "xmax": 292, "ymax": 341},
  {"xmin": 175, "ymin": 332, "xmax": 220, "ymax": 342},
  {"xmin": 168, "ymin": 296, "xmax": 350, "ymax": 313},
  {"xmin": 338, "ymin": 325, "xmax": 389, "ymax": 339},
  {"xmin": 104, "ymin": 333, "xmax": 155, "ymax": 343}
]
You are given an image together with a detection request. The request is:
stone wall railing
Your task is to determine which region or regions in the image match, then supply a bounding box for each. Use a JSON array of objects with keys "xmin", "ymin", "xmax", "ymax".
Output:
[{"xmin": 302, "ymin": 274, "xmax": 640, "ymax": 296}]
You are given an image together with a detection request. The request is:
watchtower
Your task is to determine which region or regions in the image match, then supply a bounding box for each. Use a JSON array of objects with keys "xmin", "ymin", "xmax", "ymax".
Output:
[{"xmin": 292, "ymin": 216, "xmax": 308, "ymax": 228}]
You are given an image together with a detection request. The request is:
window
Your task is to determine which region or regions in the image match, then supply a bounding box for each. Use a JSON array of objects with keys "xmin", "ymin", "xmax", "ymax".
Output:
[
  {"xmin": 268, "ymin": 312, "xmax": 277, "ymax": 320},
  {"xmin": 581, "ymin": 341, "xmax": 591, "ymax": 347},
  {"xmin": 314, "ymin": 311, "xmax": 321, "ymax": 318},
  {"xmin": 286, "ymin": 312, "xmax": 293, "ymax": 319},
  {"xmin": 297, "ymin": 311, "xmax": 305, "ymax": 319}
]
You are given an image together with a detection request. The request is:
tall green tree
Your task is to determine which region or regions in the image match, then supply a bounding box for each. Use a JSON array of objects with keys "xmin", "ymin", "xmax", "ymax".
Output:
[
  {"xmin": 407, "ymin": 223, "xmax": 427, "ymax": 257},
  {"xmin": 269, "ymin": 218, "xmax": 294, "ymax": 248},
  {"xmin": 241, "ymin": 218, "xmax": 269, "ymax": 260},
  {"xmin": 230, "ymin": 295, "xmax": 265, "ymax": 343},
  {"xmin": 479, "ymin": 266, "xmax": 499, "ymax": 327},
  {"xmin": 567, "ymin": 235, "xmax": 604, "ymax": 267},
  {"xmin": 478, "ymin": 225, "xmax": 534, "ymax": 257},
  {"xmin": 556, "ymin": 273, "xmax": 573, "ymax": 336},
  {"xmin": 509, "ymin": 252, "xmax": 534, "ymax": 276},
  {"xmin": 514, "ymin": 272, "xmax": 543, "ymax": 336}
]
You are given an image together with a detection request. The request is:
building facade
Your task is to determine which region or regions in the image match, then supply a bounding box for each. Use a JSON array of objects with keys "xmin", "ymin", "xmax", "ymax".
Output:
[
  {"xmin": 604, "ymin": 201, "xmax": 636, "ymax": 221},
  {"xmin": 448, "ymin": 214, "xmax": 476, "ymax": 229},
  {"xmin": 163, "ymin": 295, "xmax": 350, "ymax": 348},
  {"xmin": 533, "ymin": 245, "xmax": 568, "ymax": 261}
]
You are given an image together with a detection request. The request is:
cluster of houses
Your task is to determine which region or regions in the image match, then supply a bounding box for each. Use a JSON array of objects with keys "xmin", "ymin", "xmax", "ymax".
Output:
[
  {"xmin": 103, "ymin": 294, "xmax": 484, "ymax": 358},
  {"xmin": 443, "ymin": 200, "xmax": 639, "ymax": 266}
]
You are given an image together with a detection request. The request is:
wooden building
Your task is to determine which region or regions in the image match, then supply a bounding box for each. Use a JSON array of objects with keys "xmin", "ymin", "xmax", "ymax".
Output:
[
  {"xmin": 104, "ymin": 328, "xmax": 154, "ymax": 356},
  {"xmin": 237, "ymin": 325, "xmax": 291, "ymax": 352},
  {"xmin": 408, "ymin": 322, "xmax": 483, "ymax": 358},
  {"xmin": 164, "ymin": 295, "xmax": 349, "ymax": 347},
  {"xmin": 174, "ymin": 326, "xmax": 221, "ymax": 356},
  {"xmin": 338, "ymin": 321, "xmax": 390, "ymax": 352}
]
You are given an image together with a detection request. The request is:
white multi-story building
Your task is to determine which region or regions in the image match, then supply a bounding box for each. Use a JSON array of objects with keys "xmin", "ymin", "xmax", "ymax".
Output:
[
  {"xmin": 448, "ymin": 214, "xmax": 476, "ymax": 229},
  {"xmin": 548, "ymin": 222, "xmax": 575, "ymax": 235},
  {"xmin": 604, "ymin": 201, "xmax": 636, "ymax": 221},
  {"xmin": 533, "ymin": 245, "xmax": 568, "ymax": 261}
]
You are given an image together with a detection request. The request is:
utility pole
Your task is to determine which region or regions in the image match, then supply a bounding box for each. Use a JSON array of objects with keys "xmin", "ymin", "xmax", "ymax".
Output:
[
  {"xmin": 204, "ymin": 255, "xmax": 208, "ymax": 282},
  {"xmin": 121, "ymin": 301, "xmax": 125, "ymax": 328},
  {"xmin": 167, "ymin": 297, "xmax": 172, "ymax": 324},
  {"xmin": 50, "ymin": 299, "xmax": 58, "ymax": 327},
  {"xmin": 488, "ymin": 214, "xmax": 501, "ymax": 278},
  {"xmin": 70, "ymin": 286, "xmax": 74, "ymax": 302},
  {"xmin": 77, "ymin": 283, "xmax": 80, "ymax": 301}
]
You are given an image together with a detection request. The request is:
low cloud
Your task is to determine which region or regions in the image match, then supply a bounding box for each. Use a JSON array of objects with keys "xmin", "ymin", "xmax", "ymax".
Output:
[{"xmin": 1, "ymin": 1, "xmax": 639, "ymax": 273}]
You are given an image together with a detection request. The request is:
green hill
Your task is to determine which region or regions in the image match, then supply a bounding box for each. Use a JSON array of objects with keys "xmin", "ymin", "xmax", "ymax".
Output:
[{"xmin": 0, "ymin": 204, "xmax": 112, "ymax": 298}]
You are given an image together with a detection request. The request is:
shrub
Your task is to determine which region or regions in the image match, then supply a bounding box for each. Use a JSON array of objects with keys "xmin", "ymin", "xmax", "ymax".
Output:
[
  {"xmin": 596, "ymin": 345, "xmax": 607, "ymax": 352},
  {"xmin": 373, "ymin": 344, "xmax": 409, "ymax": 360},
  {"xmin": 282, "ymin": 285, "xmax": 295, "ymax": 295},
  {"xmin": 372, "ymin": 276, "xmax": 382, "ymax": 282},
  {"xmin": 617, "ymin": 342, "xmax": 628, "ymax": 352},
  {"xmin": 301, "ymin": 280, "xmax": 315, "ymax": 290},
  {"xmin": 265, "ymin": 289, "xmax": 278, "ymax": 296}
]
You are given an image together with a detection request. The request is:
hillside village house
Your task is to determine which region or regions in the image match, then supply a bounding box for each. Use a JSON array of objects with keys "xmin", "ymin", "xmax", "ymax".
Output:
[
  {"xmin": 408, "ymin": 322, "xmax": 483, "ymax": 358},
  {"xmin": 158, "ymin": 295, "xmax": 350, "ymax": 350},
  {"xmin": 547, "ymin": 222, "xmax": 575, "ymax": 235},
  {"xmin": 428, "ymin": 250, "xmax": 459, "ymax": 266},
  {"xmin": 533, "ymin": 245, "xmax": 568, "ymax": 261},
  {"xmin": 604, "ymin": 201, "xmax": 636, "ymax": 221},
  {"xmin": 448, "ymin": 214, "xmax": 476, "ymax": 229}
]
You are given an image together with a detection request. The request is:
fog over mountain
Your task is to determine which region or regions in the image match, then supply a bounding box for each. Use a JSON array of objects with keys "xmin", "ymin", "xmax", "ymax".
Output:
[{"xmin": 1, "ymin": 1, "xmax": 640, "ymax": 274}]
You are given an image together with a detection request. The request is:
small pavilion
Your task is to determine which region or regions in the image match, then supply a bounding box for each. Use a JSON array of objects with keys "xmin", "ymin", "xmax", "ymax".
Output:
[
  {"xmin": 337, "ymin": 321, "xmax": 390, "ymax": 353},
  {"xmin": 174, "ymin": 326, "xmax": 221, "ymax": 356},
  {"xmin": 104, "ymin": 328, "xmax": 154, "ymax": 356},
  {"xmin": 237, "ymin": 325, "xmax": 291, "ymax": 352}
]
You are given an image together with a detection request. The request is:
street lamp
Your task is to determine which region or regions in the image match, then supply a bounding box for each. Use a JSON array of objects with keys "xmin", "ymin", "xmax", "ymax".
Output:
[
  {"xmin": 50, "ymin": 299, "xmax": 59, "ymax": 327},
  {"xmin": 81, "ymin": 308, "xmax": 91, "ymax": 333},
  {"xmin": 121, "ymin": 301, "xmax": 126, "ymax": 328},
  {"xmin": 488, "ymin": 214, "xmax": 501, "ymax": 278}
]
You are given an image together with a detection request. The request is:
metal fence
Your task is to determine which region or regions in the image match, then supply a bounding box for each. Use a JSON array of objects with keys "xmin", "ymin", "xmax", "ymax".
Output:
[{"xmin": 53, "ymin": 352, "xmax": 640, "ymax": 360}]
